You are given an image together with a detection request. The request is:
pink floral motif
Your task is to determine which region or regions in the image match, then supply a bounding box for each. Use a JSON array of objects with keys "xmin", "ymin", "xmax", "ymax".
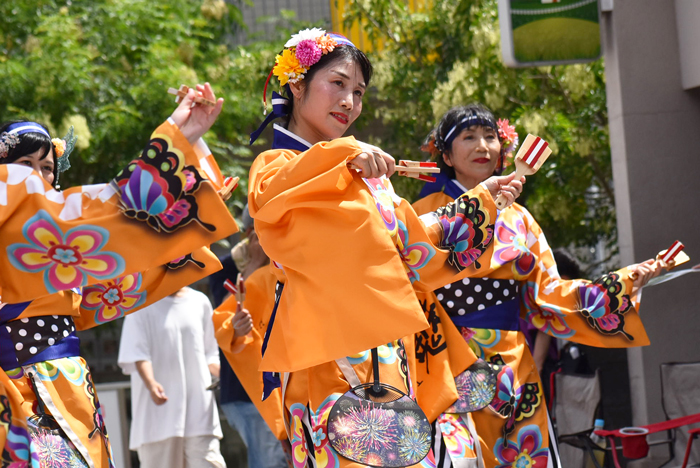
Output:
[
  {"xmin": 289, "ymin": 403, "xmax": 309, "ymax": 468},
  {"xmin": 522, "ymin": 281, "xmax": 574, "ymax": 339},
  {"xmin": 495, "ymin": 425, "xmax": 549, "ymax": 468},
  {"xmin": 397, "ymin": 221, "xmax": 435, "ymax": 283},
  {"xmin": 81, "ymin": 273, "xmax": 147, "ymax": 325},
  {"xmin": 7, "ymin": 210, "xmax": 125, "ymax": 294},
  {"xmin": 494, "ymin": 216, "xmax": 535, "ymax": 279},
  {"xmin": 296, "ymin": 39, "xmax": 323, "ymax": 68},
  {"xmin": 309, "ymin": 395, "xmax": 340, "ymax": 468}
]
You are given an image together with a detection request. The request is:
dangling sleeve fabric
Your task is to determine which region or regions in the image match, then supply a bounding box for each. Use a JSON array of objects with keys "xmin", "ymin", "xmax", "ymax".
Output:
[
  {"xmin": 249, "ymin": 136, "xmax": 497, "ymax": 372},
  {"xmin": 442, "ymin": 203, "xmax": 649, "ymax": 347},
  {"xmin": 213, "ymin": 264, "xmax": 286, "ymax": 440},
  {"xmin": 74, "ymin": 246, "xmax": 223, "ymax": 330},
  {"xmin": 0, "ymin": 118, "xmax": 238, "ymax": 303},
  {"xmin": 1, "ymin": 246, "xmax": 223, "ymax": 331},
  {"xmin": 511, "ymin": 205, "xmax": 648, "ymax": 347}
]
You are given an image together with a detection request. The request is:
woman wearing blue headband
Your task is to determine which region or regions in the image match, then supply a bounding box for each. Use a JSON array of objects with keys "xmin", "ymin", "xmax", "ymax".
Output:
[
  {"xmin": 0, "ymin": 86, "xmax": 239, "ymax": 468},
  {"xmin": 223, "ymin": 29, "xmax": 525, "ymax": 468},
  {"xmin": 412, "ymin": 104, "xmax": 661, "ymax": 468}
]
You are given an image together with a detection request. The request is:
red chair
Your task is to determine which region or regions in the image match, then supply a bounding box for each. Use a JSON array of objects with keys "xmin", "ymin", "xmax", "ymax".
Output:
[{"xmin": 594, "ymin": 413, "xmax": 700, "ymax": 468}]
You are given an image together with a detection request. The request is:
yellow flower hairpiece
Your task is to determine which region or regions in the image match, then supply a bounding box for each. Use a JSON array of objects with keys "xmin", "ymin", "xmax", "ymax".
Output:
[{"xmin": 272, "ymin": 29, "xmax": 338, "ymax": 87}]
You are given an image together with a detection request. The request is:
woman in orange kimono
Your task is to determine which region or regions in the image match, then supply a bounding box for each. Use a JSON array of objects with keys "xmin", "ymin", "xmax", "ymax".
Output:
[
  {"xmin": 246, "ymin": 30, "xmax": 523, "ymax": 468},
  {"xmin": 0, "ymin": 84, "xmax": 239, "ymax": 468},
  {"xmin": 412, "ymin": 104, "xmax": 661, "ymax": 468}
]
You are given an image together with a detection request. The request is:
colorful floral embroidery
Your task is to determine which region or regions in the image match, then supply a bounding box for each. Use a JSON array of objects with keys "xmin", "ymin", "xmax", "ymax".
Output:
[
  {"xmin": 577, "ymin": 272, "xmax": 634, "ymax": 340},
  {"xmin": 397, "ymin": 220, "xmax": 436, "ymax": 282},
  {"xmin": 309, "ymin": 395, "xmax": 341, "ymax": 468},
  {"xmin": 522, "ymin": 282, "xmax": 574, "ymax": 339},
  {"xmin": 438, "ymin": 413, "xmax": 475, "ymax": 459},
  {"xmin": 113, "ymin": 136, "xmax": 215, "ymax": 233},
  {"xmin": 7, "ymin": 210, "xmax": 125, "ymax": 294},
  {"xmin": 289, "ymin": 403, "xmax": 309, "ymax": 468},
  {"xmin": 2, "ymin": 420, "xmax": 32, "ymax": 466},
  {"xmin": 466, "ymin": 327, "xmax": 502, "ymax": 360},
  {"xmin": 364, "ymin": 177, "xmax": 398, "ymax": 239},
  {"xmin": 33, "ymin": 357, "xmax": 85, "ymax": 386},
  {"xmin": 494, "ymin": 425, "xmax": 549, "ymax": 468},
  {"xmin": 81, "ymin": 273, "xmax": 147, "ymax": 325},
  {"xmin": 494, "ymin": 215, "xmax": 535, "ymax": 279},
  {"xmin": 433, "ymin": 195, "xmax": 493, "ymax": 271}
]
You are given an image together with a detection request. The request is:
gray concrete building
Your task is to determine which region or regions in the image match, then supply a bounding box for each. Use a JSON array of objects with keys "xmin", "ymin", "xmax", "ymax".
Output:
[
  {"xmin": 603, "ymin": 0, "xmax": 700, "ymax": 465},
  {"xmin": 231, "ymin": 0, "xmax": 332, "ymax": 43}
]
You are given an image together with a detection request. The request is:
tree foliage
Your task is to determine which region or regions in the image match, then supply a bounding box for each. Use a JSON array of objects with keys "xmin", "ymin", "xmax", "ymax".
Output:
[
  {"xmin": 0, "ymin": 0, "xmax": 287, "ymax": 213},
  {"xmin": 345, "ymin": 0, "xmax": 617, "ymax": 272}
]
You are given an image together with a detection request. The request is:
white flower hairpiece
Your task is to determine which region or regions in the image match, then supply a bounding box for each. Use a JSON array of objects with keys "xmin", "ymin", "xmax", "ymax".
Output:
[{"xmin": 284, "ymin": 28, "xmax": 327, "ymax": 48}]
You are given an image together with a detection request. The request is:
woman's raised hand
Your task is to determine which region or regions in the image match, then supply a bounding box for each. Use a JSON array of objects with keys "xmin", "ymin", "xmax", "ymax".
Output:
[
  {"xmin": 629, "ymin": 258, "xmax": 663, "ymax": 294},
  {"xmin": 350, "ymin": 142, "xmax": 396, "ymax": 179},
  {"xmin": 169, "ymin": 82, "xmax": 224, "ymax": 144},
  {"xmin": 481, "ymin": 173, "xmax": 525, "ymax": 209}
]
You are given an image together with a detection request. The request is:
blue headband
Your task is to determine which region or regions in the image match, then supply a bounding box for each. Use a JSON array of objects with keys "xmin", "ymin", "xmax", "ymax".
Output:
[
  {"xmin": 6, "ymin": 122, "xmax": 51, "ymax": 139},
  {"xmin": 441, "ymin": 114, "xmax": 497, "ymax": 150}
]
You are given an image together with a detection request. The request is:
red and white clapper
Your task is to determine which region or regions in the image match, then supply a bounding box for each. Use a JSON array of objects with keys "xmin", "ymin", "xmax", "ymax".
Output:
[
  {"xmin": 223, "ymin": 273, "xmax": 246, "ymax": 305},
  {"xmin": 218, "ymin": 176, "xmax": 239, "ymax": 201},
  {"xmin": 658, "ymin": 241, "xmax": 687, "ymax": 268},
  {"xmin": 630, "ymin": 240, "xmax": 688, "ymax": 280},
  {"xmin": 167, "ymin": 84, "xmax": 216, "ymax": 107},
  {"xmin": 495, "ymin": 134, "xmax": 552, "ymax": 209},
  {"xmin": 397, "ymin": 160, "xmax": 441, "ymax": 182}
]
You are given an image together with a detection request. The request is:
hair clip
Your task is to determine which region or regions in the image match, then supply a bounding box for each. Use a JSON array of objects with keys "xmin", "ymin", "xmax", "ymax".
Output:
[{"xmin": 0, "ymin": 132, "xmax": 20, "ymax": 159}]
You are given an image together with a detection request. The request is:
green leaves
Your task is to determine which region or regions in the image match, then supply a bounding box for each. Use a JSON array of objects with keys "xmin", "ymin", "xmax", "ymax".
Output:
[{"xmin": 0, "ymin": 0, "xmax": 286, "ymax": 214}]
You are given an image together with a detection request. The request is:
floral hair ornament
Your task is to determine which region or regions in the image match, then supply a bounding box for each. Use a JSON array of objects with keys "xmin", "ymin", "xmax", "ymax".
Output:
[
  {"xmin": 0, "ymin": 133, "xmax": 20, "ymax": 159},
  {"xmin": 250, "ymin": 30, "xmax": 355, "ymax": 145},
  {"xmin": 497, "ymin": 118, "xmax": 519, "ymax": 170},
  {"xmin": 52, "ymin": 126, "xmax": 77, "ymax": 182}
]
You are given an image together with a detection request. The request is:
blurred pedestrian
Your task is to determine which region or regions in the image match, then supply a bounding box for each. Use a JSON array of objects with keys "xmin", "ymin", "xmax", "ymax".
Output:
[{"xmin": 118, "ymin": 287, "xmax": 226, "ymax": 468}]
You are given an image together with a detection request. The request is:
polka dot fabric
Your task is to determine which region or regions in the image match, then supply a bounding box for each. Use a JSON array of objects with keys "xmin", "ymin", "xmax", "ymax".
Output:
[
  {"xmin": 5, "ymin": 314, "xmax": 75, "ymax": 364},
  {"xmin": 434, "ymin": 278, "xmax": 520, "ymax": 317}
]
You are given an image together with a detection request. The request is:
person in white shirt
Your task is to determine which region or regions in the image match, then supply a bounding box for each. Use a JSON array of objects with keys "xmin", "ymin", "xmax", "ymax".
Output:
[{"xmin": 118, "ymin": 287, "xmax": 226, "ymax": 468}]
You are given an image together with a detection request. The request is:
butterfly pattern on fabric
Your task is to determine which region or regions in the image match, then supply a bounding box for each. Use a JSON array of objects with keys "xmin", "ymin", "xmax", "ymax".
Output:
[
  {"xmin": 1, "ymin": 394, "xmax": 33, "ymax": 466},
  {"xmin": 113, "ymin": 136, "xmax": 215, "ymax": 233},
  {"xmin": 487, "ymin": 355, "xmax": 542, "ymax": 440},
  {"xmin": 432, "ymin": 195, "xmax": 493, "ymax": 272},
  {"xmin": 165, "ymin": 253, "xmax": 206, "ymax": 270},
  {"xmin": 577, "ymin": 272, "xmax": 634, "ymax": 340}
]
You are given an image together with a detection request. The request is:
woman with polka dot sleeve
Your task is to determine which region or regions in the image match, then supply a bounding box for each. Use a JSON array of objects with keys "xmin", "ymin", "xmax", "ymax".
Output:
[{"xmin": 411, "ymin": 104, "xmax": 661, "ymax": 468}]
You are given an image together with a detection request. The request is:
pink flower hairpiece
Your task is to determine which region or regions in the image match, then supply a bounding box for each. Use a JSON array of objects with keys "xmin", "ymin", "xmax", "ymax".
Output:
[
  {"xmin": 271, "ymin": 29, "xmax": 338, "ymax": 87},
  {"xmin": 0, "ymin": 132, "xmax": 20, "ymax": 159},
  {"xmin": 497, "ymin": 118, "xmax": 518, "ymax": 169}
]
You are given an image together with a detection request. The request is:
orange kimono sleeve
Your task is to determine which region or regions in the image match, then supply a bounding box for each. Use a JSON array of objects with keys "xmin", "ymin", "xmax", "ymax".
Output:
[
  {"xmin": 74, "ymin": 247, "xmax": 222, "ymax": 330},
  {"xmin": 249, "ymin": 138, "xmax": 497, "ymax": 373},
  {"xmin": 0, "ymin": 119, "xmax": 238, "ymax": 303},
  {"xmin": 517, "ymin": 208, "xmax": 649, "ymax": 347},
  {"xmin": 392, "ymin": 184, "xmax": 496, "ymax": 292},
  {"xmin": 213, "ymin": 265, "xmax": 286, "ymax": 440},
  {"xmin": 249, "ymin": 139, "xmax": 430, "ymax": 372}
]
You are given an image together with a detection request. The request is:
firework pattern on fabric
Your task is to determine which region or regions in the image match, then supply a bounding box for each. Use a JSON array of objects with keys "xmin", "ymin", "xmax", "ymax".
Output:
[
  {"xmin": 327, "ymin": 391, "xmax": 431, "ymax": 467},
  {"xmin": 27, "ymin": 414, "xmax": 89, "ymax": 467},
  {"xmin": 445, "ymin": 359, "xmax": 497, "ymax": 413}
]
